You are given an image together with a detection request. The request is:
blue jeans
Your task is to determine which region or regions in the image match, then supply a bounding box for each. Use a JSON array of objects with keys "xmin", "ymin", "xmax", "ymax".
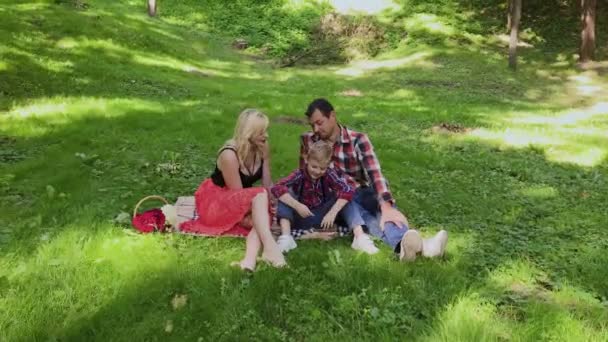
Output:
[
  {"xmin": 277, "ymin": 196, "xmax": 365, "ymax": 232},
  {"xmin": 353, "ymin": 186, "xmax": 408, "ymax": 251}
]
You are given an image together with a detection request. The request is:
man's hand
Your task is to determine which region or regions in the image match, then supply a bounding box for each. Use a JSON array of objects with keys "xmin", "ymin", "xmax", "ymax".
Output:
[
  {"xmin": 320, "ymin": 209, "xmax": 338, "ymax": 230},
  {"xmin": 379, "ymin": 202, "xmax": 408, "ymax": 231},
  {"xmin": 295, "ymin": 203, "xmax": 314, "ymax": 218}
]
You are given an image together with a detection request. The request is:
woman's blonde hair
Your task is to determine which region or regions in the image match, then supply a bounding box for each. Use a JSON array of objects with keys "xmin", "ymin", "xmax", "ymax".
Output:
[{"xmin": 223, "ymin": 108, "xmax": 269, "ymax": 168}]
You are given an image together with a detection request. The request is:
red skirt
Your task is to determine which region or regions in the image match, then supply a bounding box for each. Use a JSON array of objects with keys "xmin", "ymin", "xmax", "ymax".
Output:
[{"xmin": 179, "ymin": 179, "xmax": 267, "ymax": 237}]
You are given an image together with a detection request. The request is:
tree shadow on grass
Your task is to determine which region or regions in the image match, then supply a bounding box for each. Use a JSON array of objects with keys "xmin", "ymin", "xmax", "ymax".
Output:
[
  {"xmin": 1, "ymin": 1, "xmax": 607, "ymax": 339},
  {"xmin": 2, "ymin": 113, "xmax": 606, "ymax": 340}
]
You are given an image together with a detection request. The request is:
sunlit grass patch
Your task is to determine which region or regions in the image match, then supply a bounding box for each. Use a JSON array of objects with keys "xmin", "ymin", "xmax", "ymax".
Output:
[
  {"xmin": 1, "ymin": 0, "xmax": 607, "ymax": 340},
  {"xmin": 424, "ymin": 294, "xmax": 510, "ymax": 342},
  {"xmin": 2, "ymin": 97, "xmax": 166, "ymax": 137}
]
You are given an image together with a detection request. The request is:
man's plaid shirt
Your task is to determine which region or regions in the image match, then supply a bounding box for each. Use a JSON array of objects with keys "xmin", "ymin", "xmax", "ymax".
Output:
[{"xmin": 299, "ymin": 125, "xmax": 394, "ymax": 204}]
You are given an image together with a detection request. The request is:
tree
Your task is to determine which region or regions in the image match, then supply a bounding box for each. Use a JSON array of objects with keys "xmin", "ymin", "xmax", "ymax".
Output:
[
  {"xmin": 580, "ymin": 0, "xmax": 597, "ymax": 62},
  {"xmin": 148, "ymin": 0, "xmax": 157, "ymax": 17},
  {"xmin": 507, "ymin": 0, "xmax": 513, "ymax": 31},
  {"xmin": 508, "ymin": 0, "xmax": 522, "ymax": 70}
]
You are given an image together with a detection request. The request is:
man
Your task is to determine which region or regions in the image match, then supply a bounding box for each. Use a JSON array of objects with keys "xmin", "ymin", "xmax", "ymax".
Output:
[{"xmin": 300, "ymin": 98, "xmax": 448, "ymax": 261}]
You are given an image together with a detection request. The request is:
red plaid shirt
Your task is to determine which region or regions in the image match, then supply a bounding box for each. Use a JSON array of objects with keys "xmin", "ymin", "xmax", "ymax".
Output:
[
  {"xmin": 271, "ymin": 168, "xmax": 354, "ymax": 209},
  {"xmin": 300, "ymin": 125, "xmax": 394, "ymax": 204}
]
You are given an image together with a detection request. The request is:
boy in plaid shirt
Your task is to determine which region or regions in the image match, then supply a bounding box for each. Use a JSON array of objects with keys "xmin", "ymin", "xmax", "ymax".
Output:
[
  {"xmin": 271, "ymin": 141, "xmax": 376, "ymax": 254},
  {"xmin": 301, "ymin": 98, "xmax": 448, "ymax": 261}
]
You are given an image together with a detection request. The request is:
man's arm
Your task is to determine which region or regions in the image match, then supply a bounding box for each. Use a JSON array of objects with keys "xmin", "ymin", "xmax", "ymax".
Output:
[
  {"xmin": 356, "ymin": 133, "xmax": 409, "ymax": 229},
  {"xmin": 356, "ymin": 133, "xmax": 394, "ymax": 205}
]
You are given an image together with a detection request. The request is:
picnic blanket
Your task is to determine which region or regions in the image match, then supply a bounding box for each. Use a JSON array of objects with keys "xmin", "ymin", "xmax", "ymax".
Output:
[{"xmin": 174, "ymin": 196, "xmax": 350, "ymax": 239}]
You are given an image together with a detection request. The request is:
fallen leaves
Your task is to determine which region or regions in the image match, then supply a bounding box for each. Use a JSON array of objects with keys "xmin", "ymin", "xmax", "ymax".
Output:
[
  {"xmin": 164, "ymin": 319, "xmax": 174, "ymax": 333},
  {"xmin": 171, "ymin": 293, "xmax": 188, "ymax": 311}
]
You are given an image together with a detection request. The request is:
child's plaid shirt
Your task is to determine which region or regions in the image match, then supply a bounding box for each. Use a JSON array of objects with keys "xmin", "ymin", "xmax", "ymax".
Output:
[{"xmin": 300, "ymin": 125, "xmax": 394, "ymax": 205}]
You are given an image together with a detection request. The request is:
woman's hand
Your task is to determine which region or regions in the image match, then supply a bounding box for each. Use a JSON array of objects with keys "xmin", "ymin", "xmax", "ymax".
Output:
[{"xmin": 255, "ymin": 138, "xmax": 270, "ymax": 160}]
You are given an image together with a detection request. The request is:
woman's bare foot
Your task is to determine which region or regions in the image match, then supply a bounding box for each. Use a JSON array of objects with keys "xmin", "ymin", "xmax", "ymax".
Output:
[
  {"xmin": 261, "ymin": 248, "xmax": 287, "ymax": 268},
  {"xmin": 230, "ymin": 259, "xmax": 256, "ymax": 272}
]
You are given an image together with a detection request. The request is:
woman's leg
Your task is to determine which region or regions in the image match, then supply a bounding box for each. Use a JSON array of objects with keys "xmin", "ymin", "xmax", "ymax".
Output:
[
  {"xmin": 251, "ymin": 191, "xmax": 286, "ymax": 267},
  {"xmin": 234, "ymin": 229, "xmax": 261, "ymax": 271}
]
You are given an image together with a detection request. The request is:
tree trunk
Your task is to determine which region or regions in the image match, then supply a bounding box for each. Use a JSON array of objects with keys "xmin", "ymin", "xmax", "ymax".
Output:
[
  {"xmin": 507, "ymin": 0, "xmax": 513, "ymax": 31},
  {"xmin": 148, "ymin": 0, "xmax": 157, "ymax": 17},
  {"xmin": 508, "ymin": 0, "xmax": 522, "ymax": 70},
  {"xmin": 580, "ymin": 0, "xmax": 597, "ymax": 63}
]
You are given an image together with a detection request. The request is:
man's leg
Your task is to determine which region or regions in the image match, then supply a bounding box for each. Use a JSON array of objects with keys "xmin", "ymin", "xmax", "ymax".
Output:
[{"xmin": 352, "ymin": 187, "xmax": 414, "ymax": 254}]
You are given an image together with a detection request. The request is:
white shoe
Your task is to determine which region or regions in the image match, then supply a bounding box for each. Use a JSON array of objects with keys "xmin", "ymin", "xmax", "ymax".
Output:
[
  {"xmin": 422, "ymin": 230, "xmax": 448, "ymax": 258},
  {"xmin": 277, "ymin": 234, "xmax": 297, "ymax": 253},
  {"xmin": 399, "ymin": 230, "xmax": 423, "ymax": 262},
  {"xmin": 351, "ymin": 234, "xmax": 379, "ymax": 255}
]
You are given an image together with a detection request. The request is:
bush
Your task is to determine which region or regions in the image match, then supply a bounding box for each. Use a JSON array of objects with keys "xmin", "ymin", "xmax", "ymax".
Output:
[
  {"xmin": 161, "ymin": 0, "xmax": 403, "ymax": 66},
  {"xmin": 280, "ymin": 13, "xmax": 403, "ymax": 66}
]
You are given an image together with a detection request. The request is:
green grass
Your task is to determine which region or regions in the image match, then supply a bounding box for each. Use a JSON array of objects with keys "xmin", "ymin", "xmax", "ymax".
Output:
[{"xmin": 1, "ymin": 0, "xmax": 607, "ymax": 341}]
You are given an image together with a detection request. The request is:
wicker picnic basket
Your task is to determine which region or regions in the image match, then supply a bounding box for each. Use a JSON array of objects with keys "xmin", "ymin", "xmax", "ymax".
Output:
[
  {"xmin": 133, "ymin": 195, "xmax": 169, "ymax": 218},
  {"xmin": 132, "ymin": 195, "xmax": 173, "ymax": 233}
]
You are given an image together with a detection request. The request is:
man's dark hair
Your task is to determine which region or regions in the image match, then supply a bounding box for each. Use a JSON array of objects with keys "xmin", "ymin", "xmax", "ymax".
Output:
[{"xmin": 305, "ymin": 98, "xmax": 334, "ymax": 118}]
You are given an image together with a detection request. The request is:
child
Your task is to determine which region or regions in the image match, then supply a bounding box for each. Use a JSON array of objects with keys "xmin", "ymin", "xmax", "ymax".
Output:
[{"xmin": 270, "ymin": 141, "xmax": 378, "ymax": 254}]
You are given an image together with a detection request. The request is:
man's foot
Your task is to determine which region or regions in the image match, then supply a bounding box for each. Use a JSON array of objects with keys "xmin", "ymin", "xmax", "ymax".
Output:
[
  {"xmin": 422, "ymin": 230, "xmax": 448, "ymax": 258},
  {"xmin": 399, "ymin": 230, "xmax": 423, "ymax": 262},
  {"xmin": 351, "ymin": 234, "xmax": 379, "ymax": 255},
  {"xmin": 277, "ymin": 234, "xmax": 297, "ymax": 253}
]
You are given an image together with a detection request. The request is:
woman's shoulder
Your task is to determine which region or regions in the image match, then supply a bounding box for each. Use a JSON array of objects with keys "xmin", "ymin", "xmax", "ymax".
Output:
[{"xmin": 217, "ymin": 146, "xmax": 239, "ymax": 169}]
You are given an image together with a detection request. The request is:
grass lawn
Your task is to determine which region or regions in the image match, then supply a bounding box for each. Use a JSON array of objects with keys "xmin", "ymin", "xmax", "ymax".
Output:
[{"xmin": 1, "ymin": 0, "xmax": 607, "ymax": 341}]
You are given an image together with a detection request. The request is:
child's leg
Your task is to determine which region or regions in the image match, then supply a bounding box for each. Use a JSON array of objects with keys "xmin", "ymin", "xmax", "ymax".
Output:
[
  {"xmin": 292, "ymin": 198, "xmax": 336, "ymax": 231},
  {"xmin": 340, "ymin": 201, "xmax": 366, "ymax": 237},
  {"xmin": 276, "ymin": 202, "xmax": 297, "ymax": 253},
  {"xmin": 343, "ymin": 192, "xmax": 380, "ymax": 255},
  {"xmin": 279, "ymin": 218, "xmax": 292, "ymax": 236}
]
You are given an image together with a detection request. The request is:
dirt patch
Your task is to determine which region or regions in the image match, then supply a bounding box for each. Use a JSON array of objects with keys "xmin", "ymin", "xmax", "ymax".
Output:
[
  {"xmin": 401, "ymin": 79, "xmax": 462, "ymax": 89},
  {"xmin": 184, "ymin": 67, "xmax": 212, "ymax": 78},
  {"xmin": 578, "ymin": 60, "xmax": 608, "ymax": 76},
  {"xmin": 340, "ymin": 89, "xmax": 363, "ymax": 97},
  {"xmin": 431, "ymin": 122, "xmax": 472, "ymax": 134},
  {"xmin": 273, "ymin": 116, "xmax": 308, "ymax": 125}
]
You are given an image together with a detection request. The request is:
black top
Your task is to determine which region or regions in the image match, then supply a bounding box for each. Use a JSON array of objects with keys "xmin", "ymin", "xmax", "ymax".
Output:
[{"xmin": 210, "ymin": 147, "xmax": 263, "ymax": 188}]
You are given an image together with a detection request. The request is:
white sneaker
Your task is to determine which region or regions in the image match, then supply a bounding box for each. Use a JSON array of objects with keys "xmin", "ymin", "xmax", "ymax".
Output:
[
  {"xmin": 399, "ymin": 230, "xmax": 423, "ymax": 262},
  {"xmin": 277, "ymin": 234, "xmax": 297, "ymax": 253},
  {"xmin": 351, "ymin": 234, "xmax": 379, "ymax": 255},
  {"xmin": 422, "ymin": 230, "xmax": 448, "ymax": 258}
]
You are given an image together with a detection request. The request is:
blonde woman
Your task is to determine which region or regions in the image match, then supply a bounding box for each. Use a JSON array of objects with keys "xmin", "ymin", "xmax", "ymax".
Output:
[{"xmin": 181, "ymin": 109, "xmax": 286, "ymax": 270}]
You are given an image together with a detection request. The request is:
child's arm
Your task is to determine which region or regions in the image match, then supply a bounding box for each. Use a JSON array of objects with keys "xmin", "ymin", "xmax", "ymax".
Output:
[
  {"xmin": 279, "ymin": 192, "xmax": 313, "ymax": 218},
  {"xmin": 321, "ymin": 199, "xmax": 348, "ymax": 229},
  {"xmin": 270, "ymin": 169, "xmax": 313, "ymax": 218},
  {"xmin": 320, "ymin": 169, "xmax": 356, "ymax": 229}
]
